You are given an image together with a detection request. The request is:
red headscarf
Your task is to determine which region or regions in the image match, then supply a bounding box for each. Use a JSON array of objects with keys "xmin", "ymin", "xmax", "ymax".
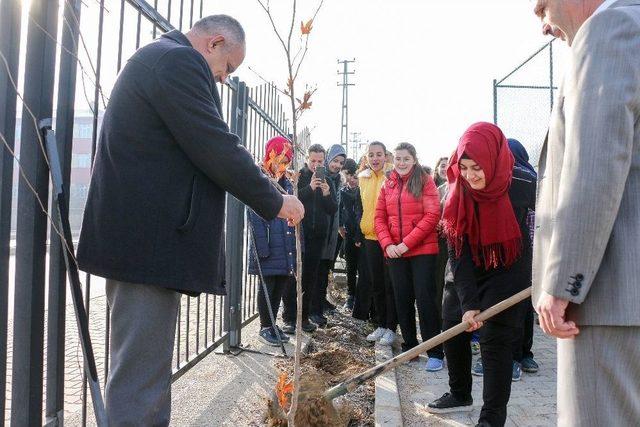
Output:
[
  {"xmin": 262, "ymin": 136, "xmax": 293, "ymax": 179},
  {"xmin": 441, "ymin": 122, "xmax": 521, "ymax": 269}
]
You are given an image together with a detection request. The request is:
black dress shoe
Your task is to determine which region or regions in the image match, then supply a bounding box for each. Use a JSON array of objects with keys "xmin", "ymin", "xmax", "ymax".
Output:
[
  {"xmin": 426, "ymin": 392, "xmax": 473, "ymax": 414},
  {"xmin": 309, "ymin": 314, "xmax": 327, "ymax": 327},
  {"xmin": 301, "ymin": 320, "xmax": 317, "ymax": 333}
]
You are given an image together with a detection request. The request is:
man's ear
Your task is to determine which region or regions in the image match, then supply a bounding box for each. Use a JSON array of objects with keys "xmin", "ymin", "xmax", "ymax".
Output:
[{"xmin": 208, "ymin": 34, "xmax": 226, "ymax": 52}]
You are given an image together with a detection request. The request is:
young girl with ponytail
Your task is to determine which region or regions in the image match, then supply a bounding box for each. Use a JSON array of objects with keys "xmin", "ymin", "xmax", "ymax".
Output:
[{"xmin": 374, "ymin": 142, "xmax": 444, "ymax": 371}]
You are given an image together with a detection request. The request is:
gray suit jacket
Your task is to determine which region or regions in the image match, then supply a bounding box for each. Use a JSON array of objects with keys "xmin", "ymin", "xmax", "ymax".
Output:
[{"xmin": 532, "ymin": 0, "xmax": 640, "ymax": 326}]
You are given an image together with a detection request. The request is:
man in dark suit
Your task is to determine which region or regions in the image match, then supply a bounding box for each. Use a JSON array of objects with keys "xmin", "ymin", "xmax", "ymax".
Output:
[{"xmin": 76, "ymin": 15, "xmax": 304, "ymax": 425}]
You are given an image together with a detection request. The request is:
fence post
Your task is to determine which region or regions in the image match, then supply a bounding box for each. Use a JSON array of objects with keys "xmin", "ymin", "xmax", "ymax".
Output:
[
  {"xmin": 44, "ymin": 1, "xmax": 83, "ymax": 425},
  {"xmin": 0, "ymin": 0, "xmax": 23, "ymax": 424},
  {"xmin": 224, "ymin": 78, "xmax": 248, "ymax": 349},
  {"xmin": 10, "ymin": 0, "xmax": 59, "ymax": 425},
  {"xmin": 493, "ymin": 79, "xmax": 498, "ymax": 125}
]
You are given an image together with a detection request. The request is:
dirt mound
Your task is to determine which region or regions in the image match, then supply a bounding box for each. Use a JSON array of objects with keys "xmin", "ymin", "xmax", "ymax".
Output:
[
  {"xmin": 306, "ymin": 344, "xmax": 370, "ymax": 379},
  {"xmin": 265, "ymin": 272, "xmax": 375, "ymax": 426}
]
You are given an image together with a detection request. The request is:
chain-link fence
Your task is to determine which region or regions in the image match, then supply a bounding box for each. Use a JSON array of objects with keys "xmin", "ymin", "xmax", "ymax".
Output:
[{"xmin": 493, "ymin": 39, "xmax": 566, "ymax": 167}]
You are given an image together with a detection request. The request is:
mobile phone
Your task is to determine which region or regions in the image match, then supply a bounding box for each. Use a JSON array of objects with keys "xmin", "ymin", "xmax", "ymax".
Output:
[{"xmin": 314, "ymin": 166, "xmax": 325, "ymax": 181}]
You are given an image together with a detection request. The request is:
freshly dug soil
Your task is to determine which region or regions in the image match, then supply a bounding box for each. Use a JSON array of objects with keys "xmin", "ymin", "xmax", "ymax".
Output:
[{"xmin": 266, "ymin": 273, "xmax": 375, "ymax": 426}]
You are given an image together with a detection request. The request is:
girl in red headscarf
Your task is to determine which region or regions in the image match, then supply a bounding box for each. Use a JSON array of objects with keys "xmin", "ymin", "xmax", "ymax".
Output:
[
  {"xmin": 427, "ymin": 123, "xmax": 536, "ymax": 427},
  {"xmin": 248, "ymin": 136, "xmax": 297, "ymax": 346}
]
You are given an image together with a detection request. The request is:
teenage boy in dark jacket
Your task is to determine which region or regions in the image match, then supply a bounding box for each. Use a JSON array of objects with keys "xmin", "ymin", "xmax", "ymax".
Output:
[
  {"xmin": 282, "ymin": 144, "xmax": 337, "ymax": 333},
  {"xmin": 339, "ymin": 158, "xmax": 360, "ymax": 310}
]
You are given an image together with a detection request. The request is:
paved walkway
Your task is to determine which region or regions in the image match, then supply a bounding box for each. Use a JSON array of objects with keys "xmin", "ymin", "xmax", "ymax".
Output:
[{"xmin": 397, "ymin": 326, "xmax": 557, "ymax": 426}]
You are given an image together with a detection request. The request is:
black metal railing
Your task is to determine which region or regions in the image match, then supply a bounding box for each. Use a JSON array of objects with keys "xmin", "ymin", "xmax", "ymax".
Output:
[{"xmin": 0, "ymin": 0, "xmax": 292, "ymax": 425}]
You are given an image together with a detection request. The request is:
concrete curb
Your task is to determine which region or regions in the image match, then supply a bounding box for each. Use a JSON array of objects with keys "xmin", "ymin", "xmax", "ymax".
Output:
[{"xmin": 374, "ymin": 342, "xmax": 403, "ymax": 426}]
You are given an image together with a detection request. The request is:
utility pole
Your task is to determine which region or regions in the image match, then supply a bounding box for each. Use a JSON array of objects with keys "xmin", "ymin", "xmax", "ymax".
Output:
[
  {"xmin": 337, "ymin": 59, "xmax": 355, "ymax": 157},
  {"xmin": 349, "ymin": 131, "xmax": 362, "ymax": 159}
]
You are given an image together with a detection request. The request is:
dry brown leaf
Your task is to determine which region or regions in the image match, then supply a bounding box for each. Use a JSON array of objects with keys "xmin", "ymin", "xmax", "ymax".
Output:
[
  {"xmin": 275, "ymin": 372, "xmax": 293, "ymax": 411},
  {"xmin": 300, "ymin": 19, "xmax": 313, "ymax": 35}
]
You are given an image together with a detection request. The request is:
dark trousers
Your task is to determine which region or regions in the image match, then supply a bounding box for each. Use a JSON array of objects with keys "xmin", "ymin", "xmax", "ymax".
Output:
[
  {"xmin": 364, "ymin": 240, "xmax": 397, "ymax": 330},
  {"xmin": 444, "ymin": 318, "xmax": 522, "ymax": 427},
  {"xmin": 352, "ymin": 244, "xmax": 375, "ymax": 321},
  {"xmin": 444, "ymin": 306, "xmax": 524, "ymax": 427},
  {"xmin": 387, "ymin": 255, "xmax": 443, "ymax": 358},
  {"xmin": 344, "ymin": 238, "xmax": 359, "ymax": 297},
  {"xmin": 517, "ymin": 301, "xmax": 534, "ymax": 361},
  {"xmin": 283, "ymin": 235, "xmax": 324, "ymax": 323},
  {"xmin": 257, "ymin": 275, "xmax": 291, "ymax": 328},
  {"xmin": 312, "ymin": 259, "xmax": 332, "ymax": 315},
  {"xmin": 434, "ymin": 237, "xmax": 448, "ymax": 319}
]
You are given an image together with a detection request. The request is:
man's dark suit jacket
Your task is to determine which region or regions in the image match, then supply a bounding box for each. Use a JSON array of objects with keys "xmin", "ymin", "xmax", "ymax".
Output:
[{"xmin": 77, "ymin": 30, "xmax": 283, "ymax": 295}]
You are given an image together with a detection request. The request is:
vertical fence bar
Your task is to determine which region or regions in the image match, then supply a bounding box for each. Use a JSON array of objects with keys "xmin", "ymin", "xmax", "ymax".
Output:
[
  {"xmin": 493, "ymin": 79, "xmax": 498, "ymax": 125},
  {"xmin": 0, "ymin": 0, "xmax": 22, "ymax": 424},
  {"xmin": 83, "ymin": 1, "xmax": 106, "ymax": 423},
  {"xmin": 190, "ymin": 0, "xmax": 194, "ymax": 28},
  {"xmin": 225, "ymin": 78, "xmax": 247, "ymax": 347},
  {"xmin": 10, "ymin": 0, "xmax": 59, "ymax": 424},
  {"xmin": 152, "ymin": 0, "xmax": 159, "ymax": 38},
  {"xmin": 179, "ymin": 0, "xmax": 184, "ymax": 31},
  {"xmin": 45, "ymin": 1, "xmax": 83, "ymax": 424}
]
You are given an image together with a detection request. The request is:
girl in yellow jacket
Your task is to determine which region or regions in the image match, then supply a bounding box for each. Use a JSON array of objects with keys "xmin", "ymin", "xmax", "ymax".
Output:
[{"xmin": 354, "ymin": 142, "xmax": 398, "ymax": 345}]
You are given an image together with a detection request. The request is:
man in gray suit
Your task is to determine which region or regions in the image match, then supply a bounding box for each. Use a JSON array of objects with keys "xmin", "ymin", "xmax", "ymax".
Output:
[{"xmin": 532, "ymin": 0, "xmax": 640, "ymax": 425}]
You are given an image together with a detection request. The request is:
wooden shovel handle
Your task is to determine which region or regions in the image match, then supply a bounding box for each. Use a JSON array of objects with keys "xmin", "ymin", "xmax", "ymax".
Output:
[{"xmin": 323, "ymin": 287, "xmax": 532, "ymax": 401}]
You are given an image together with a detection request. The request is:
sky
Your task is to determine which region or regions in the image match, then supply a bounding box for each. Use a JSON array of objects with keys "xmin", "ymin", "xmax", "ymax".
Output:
[
  {"xmin": 200, "ymin": 0, "xmax": 569, "ymax": 166},
  {"xmin": 10, "ymin": 0, "xmax": 569, "ymax": 167}
]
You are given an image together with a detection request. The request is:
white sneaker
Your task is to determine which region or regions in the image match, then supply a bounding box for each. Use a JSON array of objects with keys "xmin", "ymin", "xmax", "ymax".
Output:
[
  {"xmin": 379, "ymin": 329, "xmax": 396, "ymax": 346},
  {"xmin": 366, "ymin": 327, "xmax": 386, "ymax": 342}
]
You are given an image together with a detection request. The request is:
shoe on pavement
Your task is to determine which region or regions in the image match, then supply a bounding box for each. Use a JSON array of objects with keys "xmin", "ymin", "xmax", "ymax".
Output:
[
  {"xmin": 301, "ymin": 320, "xmax": 317, "ymax": 333},
  {"xmin": 275, "ymin": 325, "xmax": 290, "ymax": 342},
  {"xmin": 471, "ymin": 340, "xmax": 480, "ymax": 355},
  {"xmin": 425, "ymin": 357, "xmax": 444, "ymax": 372},
  {"xmin": 472, "ymin": 357, "xmax": 484, "ymax": 376},
  {"xmin": 521, "ymin": 357, "xmax": 539, "ymax": 373},
  {"xmin": 366, "ymin": 327, "xmax": 386, "ymax": 342},
  {"xmin": 378, "ymin": 329, "xmax": 396, "ymax": 346},
  {"xmin": 309, "ymin": 314, "xmax": 328, "ymax": 328},
  {"xmin": 281, "ymin": 322, "xmax": 296, "ymax": 335},
  {"xmin": 426, "ymin": 392, "xmax": 473, "ymax": 414},
  {"xmin": 259, "ymin": 327, "xmax": 281, "ymax": 346},
  {"xmin": 512, "ymin": 361, "xmax": 522, "ymax": 382}
]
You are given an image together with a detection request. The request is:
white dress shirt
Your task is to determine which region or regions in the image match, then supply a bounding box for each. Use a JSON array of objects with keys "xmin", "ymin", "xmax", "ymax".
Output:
[{"xmin": 595, "ymin": 0, "xmax": 618, "ymax": 14}]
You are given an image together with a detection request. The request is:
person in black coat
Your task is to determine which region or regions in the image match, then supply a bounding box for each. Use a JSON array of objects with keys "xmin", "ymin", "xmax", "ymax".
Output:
[
  {"xmin": 76, "ymin": 16, "xmax": 303, "ymax": 424},
  {"xmin": 427, "ymin": 123, "xmax": 535, "ymax": 427},
  {"xmin": 339, "ymin": 158, "xmax": 360, "ymax": 310},
  {"xmin": 281, "ymin": 143, "xmax": 337, "ymax": 333}
]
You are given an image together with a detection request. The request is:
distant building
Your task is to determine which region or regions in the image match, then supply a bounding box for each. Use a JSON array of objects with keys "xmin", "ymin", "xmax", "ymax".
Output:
[{"xmin": 11, "ymin": 111, "xmax": 103, "ymax": 235}]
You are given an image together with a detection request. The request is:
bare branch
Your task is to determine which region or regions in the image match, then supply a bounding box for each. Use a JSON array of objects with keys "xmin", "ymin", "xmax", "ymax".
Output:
[
  {"xmin": 286, "ymin": 0, "xmax": 297, "ymax": 54},
  {"xmin": 293, "ymin": 0, "xmax": 324, "ymax": 82},
  {"xmin": 256, "ymin": 0, "xmax": 289, "ymax": 56},
  {"xmin": 247, "ymin": 66, "xmax": 289, "ymax": 97}
]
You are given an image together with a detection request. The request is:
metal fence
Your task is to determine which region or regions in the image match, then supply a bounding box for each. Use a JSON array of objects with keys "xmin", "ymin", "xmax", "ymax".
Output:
[
  {"xmin": 493, "ymin": 39, "xmax": 566, "ymax": 167},
  {"xmin": 0, "ymin": 0, "xmax": 291, "ymax": 425}
]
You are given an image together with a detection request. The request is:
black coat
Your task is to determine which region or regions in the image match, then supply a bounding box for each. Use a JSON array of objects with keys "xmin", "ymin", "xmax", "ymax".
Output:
[
  {"xmin": 297, "ymin": 166, "xmax": 338, "ymax": 240},
  {"xmin": 443, "ymin": 167, "xmax": 536, "ymax": 322},
  {"xmin": 339, "ymin": 186, "xmax": 359, "ymax": 242},
  {"xmin": 76, "ymin": 30, "xmax": 283, "ymax": 295}
]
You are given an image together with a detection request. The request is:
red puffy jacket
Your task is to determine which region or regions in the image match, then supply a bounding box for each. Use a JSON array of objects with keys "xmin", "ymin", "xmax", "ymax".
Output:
[{"xmin": 375, "ymin": 169, "xmax": 440, "ymax": 257}]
